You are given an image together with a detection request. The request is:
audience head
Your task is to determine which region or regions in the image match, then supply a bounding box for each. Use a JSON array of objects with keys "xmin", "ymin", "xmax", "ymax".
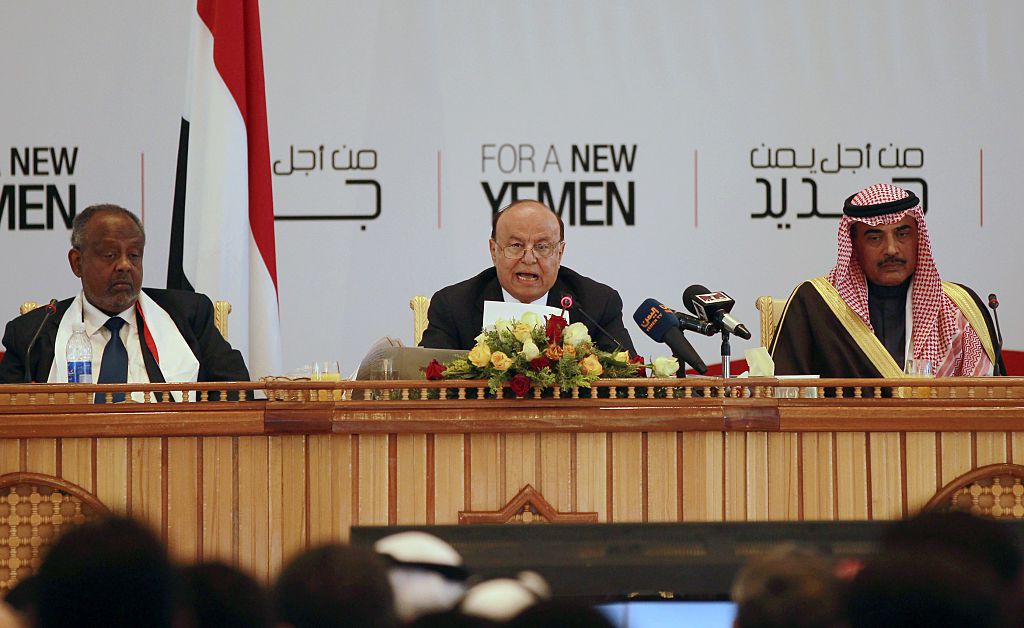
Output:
[
  {"xmin": 459, "ymin": 571, "xmax": 550, "ymax": 622},
  {"xmin": 488, "ymin": 200, "xmax": 565, "ymax": 303},
  {"xmin": 34, "ymin": 516, "xmax": 175, "ymax": 628},
  {"xmin": 274, "ymin": 543, "xmax": 396, "ymax": 628},
  {"xmin": 179, "ymin": 562, "xmax": 272, "ymax": 628},
  {"xmin": 730, "ymin": 544, "xmax": 843, "ymax": 628},
  {"xmin": 68, "ymin": 203, "xmax": 146, "ymax": 316},
  {"xmin": 373, "ymin": 531, "xmax": 469, "ymax": 622}
]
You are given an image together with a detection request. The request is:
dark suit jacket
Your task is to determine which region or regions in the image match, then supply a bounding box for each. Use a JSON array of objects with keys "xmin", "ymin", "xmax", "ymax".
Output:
[
  {"xmin": 0, "ymin": 288, "xmax": 250, "ymax": 385},
  {"xmin": 419, "ymin": 266, "xmax": 636, "ymax": 356}
]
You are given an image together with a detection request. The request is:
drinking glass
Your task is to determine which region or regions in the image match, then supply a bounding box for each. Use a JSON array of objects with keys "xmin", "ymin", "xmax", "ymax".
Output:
[
  {"xmin": 313, "ymin": 361, "xmax": 341, "ymax": 400},
  {"xmin": 904, "ymin": 358, "xmax": 934, "ymax": 398},
  {"xmin": 370, "ymin": 358, "xmax": 395, "ymax": 400}
]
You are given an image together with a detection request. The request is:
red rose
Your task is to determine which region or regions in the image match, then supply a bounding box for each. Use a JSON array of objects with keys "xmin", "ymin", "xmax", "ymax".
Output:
[
  {"xmin": 509, "ymin": 373, "xmax": 532, "ymax": 398},
  {"xmin": 631, "ymin": 354, "xmax": 647, "ymax": 377},
  {"xmin": 424, "ymin": 359, "xmax": 447, "ymax": 380},
  {"xmin": 529, "ymin": 356, "xmax": 552, "ymax": 370},
  {"xmin": 545, "ymin": 314, "xmax": 568, "ymax": 345}
]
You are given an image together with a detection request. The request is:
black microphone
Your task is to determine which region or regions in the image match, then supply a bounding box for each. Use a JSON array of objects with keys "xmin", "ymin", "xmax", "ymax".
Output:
[
  {"xmin": 24, "ymin": 299, "xmax": 59, "ymax": 383},
  {"xmin": 560, "ymin": 294, "xmax": 624, "ymax": 352},
  {"xmin": 682, "ymin": 285, "xmax": 753, "ymax": 340},
  {"xmin": 635, "ymin": 298, "xmax": 717, "ymax": 336},
  {"xmin": 988, "ymin": 293, "xmax": 1005, "ymax": 377},
  {"xmin": 631, "ymin": 301, "xmax": 708, "ymax": 374}
]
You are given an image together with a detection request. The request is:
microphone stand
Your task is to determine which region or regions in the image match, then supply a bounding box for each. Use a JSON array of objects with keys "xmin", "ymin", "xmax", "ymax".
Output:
[{"xmin": 719, "ymin": 330, "xmax": 732, "ymax": 379}]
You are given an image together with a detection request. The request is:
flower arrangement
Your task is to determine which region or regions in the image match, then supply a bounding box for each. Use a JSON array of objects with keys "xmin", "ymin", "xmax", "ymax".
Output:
[{"xmin": 425, "ymin": 312, "xmax": 679, "ymax": 397}]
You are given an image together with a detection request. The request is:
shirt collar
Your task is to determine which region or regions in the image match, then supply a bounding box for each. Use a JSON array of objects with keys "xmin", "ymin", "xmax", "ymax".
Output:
[
  {"xmin": 501, "ymin": 287, "xmax": 548, "ymax": 307},
  {"xmin": 81, "ymin": 292, "xmax": 136, "ymax": 337}
]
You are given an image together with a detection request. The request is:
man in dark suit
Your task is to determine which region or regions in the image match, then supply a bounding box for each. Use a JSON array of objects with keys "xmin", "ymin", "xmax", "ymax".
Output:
[
  {"xmin": 0, "ymin": 204, "xmax": 249, "ymax": 387},
  {"xmin": 419, "ymin": 200, "xmax": 636, "ymax": 356}
]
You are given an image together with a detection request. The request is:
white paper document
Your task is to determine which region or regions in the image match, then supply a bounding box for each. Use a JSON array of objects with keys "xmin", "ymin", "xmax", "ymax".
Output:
[{"xmin": 482, "ymin": 300, "xmax": 568, "ymax": 328}]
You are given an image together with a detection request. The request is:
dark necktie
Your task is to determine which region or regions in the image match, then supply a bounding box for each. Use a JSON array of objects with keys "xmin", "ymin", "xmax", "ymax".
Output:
[{"xmin": 96, "ymin": 317, "xmax": 128, "ymax": 403}]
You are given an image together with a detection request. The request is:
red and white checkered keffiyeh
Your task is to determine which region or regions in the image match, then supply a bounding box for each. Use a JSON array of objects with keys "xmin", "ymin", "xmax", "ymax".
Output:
[{"xmin": 827, "ymin": 183, "xmax": 990, "ymax": 376}]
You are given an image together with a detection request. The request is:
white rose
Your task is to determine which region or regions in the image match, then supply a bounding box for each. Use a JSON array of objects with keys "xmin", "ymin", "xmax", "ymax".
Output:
[
  {"xmin": 519, "ymin": 311, "xmax": 541, "ymax": 329},
  {"xmin": 520, "ymin": 340, "xmax": 541, "ymax": 361},
  {"xmin": 474, "ymin": 332, "xmax": 488, "ymax": 344},
  {"xmin": 493, "ymin": 319, "xmax": 513, "ymax": 334},
  {"xmin": 652, "ymin": 356, "xmax": 680, "ymax": 377},
  {"xmin": 561, "ymin": 322, "xmax": 591, "ymax": 347},
  {"xmin": 614, "ymin": 351, "xmax": 631, "ymax": 363}
]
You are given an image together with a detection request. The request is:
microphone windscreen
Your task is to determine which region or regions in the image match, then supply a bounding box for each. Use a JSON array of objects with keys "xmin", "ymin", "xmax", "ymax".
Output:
[
  {"xmin": 632, "ymin": 299, "xmax": 677, "ymax": 343},
  {"xmin": 682, "ymin": 285, "xmax": 710, "ymax": 315}
]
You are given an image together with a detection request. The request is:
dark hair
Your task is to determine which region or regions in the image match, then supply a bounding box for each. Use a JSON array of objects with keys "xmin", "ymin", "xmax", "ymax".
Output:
[
  {"xmin": 274, "ymin": 544, "xmax": 397, "ymax": 628},
  {"xmin": 179, "ymin": 562, "xmax": 272, "ymax": 628},
  {"xmin": 507, "ymin": 600, "xmax": 614, "ymax": 628},
  {"xmin": 34, "ymin": 516, "xmax": 175, "ymax": 628},
  {"xmin": 731, "ymin": 545, "xmax": 842, "ymax": 628},
  {"xmin": 70, "ymin": 203, "xmax": 145, "ymax": 249},
  {"xmin": 490, "ymin": 200, "xmax": 564, "ymax": 241}
]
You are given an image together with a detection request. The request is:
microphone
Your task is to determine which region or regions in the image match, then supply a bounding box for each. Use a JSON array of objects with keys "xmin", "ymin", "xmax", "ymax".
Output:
[
  {"xmin": 560, "ymin": 294, "xmax": 624, "ymax": 352},
  {"xmin": 25, "ymin": 299, "xmax": 59, "ymax": 383},
  {"xmin": 988, "ymin": 293, "xmax": 1005, "ymax": 377},
  {"xmin": 631, "ymin": 301, "xmax": 708, "ymax": 374},
  {"xmin": 682, "ymin": 285, "xmax": 753, "ymax": 340},
  {"xmin": 635, "ymin": 298, "xmax": 717, "ymax": 336}
]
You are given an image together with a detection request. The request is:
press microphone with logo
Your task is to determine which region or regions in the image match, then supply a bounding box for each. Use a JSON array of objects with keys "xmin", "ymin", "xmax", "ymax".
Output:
[
  {"xmin": 24, "ymin": 299, "xmax": 59, "ymax": 383},
  {"xmin": 560, "ymin": 295, "xmax": 624, "ymax": 352},
  {"xmin": 988, "ymin": 293, "xmax": 1005, "ymax": 377},
  {"xmin": 635, "ymin": 298, "xmax": 717, "ymax": 336},
  {"xmin": 682, "ymin": 285, "xmax": 753, "ymax": 340},
  {"xmin": 631, "ymin": 301, "xmax": 708, "ymax": 374}
]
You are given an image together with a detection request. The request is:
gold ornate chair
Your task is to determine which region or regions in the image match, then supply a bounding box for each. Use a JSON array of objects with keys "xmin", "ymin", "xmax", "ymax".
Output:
[
  {"xmin": 755, "ymin": 295, "xmax": 787, "ymax": 349},
  {"xmin": 20, "ymin": 300, "xmax": 232, "ymax": 341},
  {"xmin": 0, "ymin": 472, "xmax": 111, "ymax": 592},
  {"xmin": 922, "ymin": 464, "xmax": 1024, "ymax": 519},
  {"xmin": 410, "ymin": 295, "xmax": 430, "ymax": 346}
]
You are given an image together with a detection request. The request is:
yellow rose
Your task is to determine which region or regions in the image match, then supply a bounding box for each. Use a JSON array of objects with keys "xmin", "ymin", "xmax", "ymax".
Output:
[
  {"xmin": 520, "ymin": 311, "xmax": 542, "ymax": 329},
  {"xmin": 614, "ymin": 351, "xmax": 631, "ymax": 363},
  {"xmin": 545, "ymin": 344, "xmax": 564, "ymax": 360},
  {"xmin": 652, "ymin": 356, "xmax": 680, "ymax": 377},
  {"xmin": 468, "ymin": 343, "xmax": 492, "ymax": 368},
  {"xmin": 493, "ymin": 319, "xmax": 512, "ymax": 334},
  {"xmin": 562, "ymin": 344, "xmax": 577, "ymax": 358},
  {"xmin": 579, "ymin": 354, "xmax": 604, "ymax": 376},
  {"xmin": 490, "ymin": 351, "xmax": 514, "ymax": 371},
  {"xmin": 512, "ymin": 322, "xmax": 533, "ymax": 343}
]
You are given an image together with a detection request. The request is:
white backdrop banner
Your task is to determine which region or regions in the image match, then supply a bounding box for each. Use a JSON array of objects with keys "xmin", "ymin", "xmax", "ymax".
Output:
[{"xmin": 1, "ymin": 1, "xmax": 1021, "ymax": 375}]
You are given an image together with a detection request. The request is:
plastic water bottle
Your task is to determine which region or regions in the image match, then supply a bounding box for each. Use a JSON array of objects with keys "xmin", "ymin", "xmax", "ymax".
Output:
[{"xmin": 66, "ymin": 322, "xmax": 93, "ymax": 384}]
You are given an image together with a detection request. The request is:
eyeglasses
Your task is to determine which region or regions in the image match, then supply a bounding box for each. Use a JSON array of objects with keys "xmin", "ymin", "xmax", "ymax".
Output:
[{"xmin": 496, "ymin": 241, "xmax": 563, "ymax": 260}]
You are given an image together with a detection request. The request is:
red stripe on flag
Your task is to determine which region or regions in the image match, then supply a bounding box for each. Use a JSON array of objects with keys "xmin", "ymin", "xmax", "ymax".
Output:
[{"xmin": 196, "ymin": 0, "xmax": 278, "ymax": 293}]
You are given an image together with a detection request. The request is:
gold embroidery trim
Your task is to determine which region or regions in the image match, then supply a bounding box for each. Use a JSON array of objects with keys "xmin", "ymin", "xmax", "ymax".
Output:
[
  {"xmin": 941, "ymin": 282, "xmax": 996, "ymax": 364},
  {"xmin": 809, "ymin": 276, "xmax": 905, "ymax": 379}
]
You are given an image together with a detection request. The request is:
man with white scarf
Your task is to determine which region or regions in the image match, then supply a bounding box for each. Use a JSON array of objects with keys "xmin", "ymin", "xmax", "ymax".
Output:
[
  {"xmin": 0, "ymin": 204, "xmax": 250, "ymax": 394},
  {"xmin": 770, "ymin": 183, "xmax": 1003, "ymax": 378}
]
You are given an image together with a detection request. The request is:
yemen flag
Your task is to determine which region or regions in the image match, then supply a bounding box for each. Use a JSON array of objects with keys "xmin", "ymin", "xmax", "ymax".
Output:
[{"xmin": 168, "ymin": 0, "xmax": 282, "ymax": 379}]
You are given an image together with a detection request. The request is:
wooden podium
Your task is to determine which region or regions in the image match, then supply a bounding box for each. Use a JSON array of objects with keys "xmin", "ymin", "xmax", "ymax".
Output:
[{"xmin": 1, "ymin": 377, "xmax": 1023, "ymax": 587}]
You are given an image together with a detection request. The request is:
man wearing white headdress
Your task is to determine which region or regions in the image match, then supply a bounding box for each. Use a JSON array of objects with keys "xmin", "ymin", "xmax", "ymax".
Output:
[{"xmin": 771, "ymin": 183, "xmax": 1002, "ymax": 378}]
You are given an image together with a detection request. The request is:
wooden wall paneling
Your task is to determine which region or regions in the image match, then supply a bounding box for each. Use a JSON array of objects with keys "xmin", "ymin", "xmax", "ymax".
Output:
[
  {"xmin": 1014, "ymin": 432, "xmax": 1024, "ymax": 465},
  {"xmin": 680, "ymin": 432, "xmax": 724, "ymax": 522},
  {"xmin": 611, "ymin": 433, "xmax": 643, "ymax": 522},
  {"xmin": 307, "ymin": 434, "xmax": 336, "ymax": 545},
  {"xmin": 745, "ymin": 432, "xmax": 769, "ymax": 520},
  {"xmin": 358, "ymin": 434, "xmax": 389, "ymax": 526},
  {"xmin": 503, "ymin": 433, "xmax": 538, "ymax": 507},
  {"xmin": 329, "ymin": 435, "xmax": 354, "ymax": 541},
  {"xmin": 129, "ymin": 437, "xmax": 164, "ymax": 534},
  {"xmin": 165, "ymin": 437, "xmax": 200, "ymax": 564},
  {"xmin": 539, "ymin": 433, "xmax": 573, "ymax": 512},
  {"xmin": 237, "ymin": 436, "xmax": 271, "ymax": 582},
  {"xmin": 646, "ymin": 432, "xmax": 678, "ymax": 522},
  {"xmin": 269, "ymin": 435, "xmax": 307, "ymax": 575},
  {"xmin": 60, "ymin": 438, "xmax": 93, "ymax": 493},
  {"xmin": 940, "ymin": 433, "xmax": 973, "ymax": 486},
  {"xmin": 834, "ymin": 433, "xmax": 868, "ymax": 519},
  {"xmin": 94, "ymin": 437, "xmax": 129, "ymax": 513},
  {"xmin": 724, "ymin": 432, "xmax": 747, "ymax": 521},
  {"xmin": 868, "ymin": 432, "xmax": 903, "ymax": 519},
  {"xmin": 432, "ymin": 434, "xmax": 464, "ymax": 524},
  {"xmin": 767, "ymin": 433, "xmax": 799, "ymax": 520},
  {"xmin": 975, "ymin": 432, "xmax": 1007, "ymax": 467},
  {"xmin": 574, "ymin": 433, "xmax": 607, "ymax": 521},
  {"xmin": 24, "ymin": 438, "xmax": 56, "ymax": 475},
  {"xmin": 469, "ymin": 434, "xmax": 502, "ymax": 511},
  {"xmin": 0, "ymin": 440, "xmax": 19, "ymax": 475},
  {"xmin": 200, "ymin": 436, "xmax": 236, "ymax": 564},
  {"xmin": 394, "ymin": 434, "xmax": 427, "ymax": 525},
  {"xmin": 800, "ymin": 432, "xmax": 834, "ymax": 520},
  {"xmin": 904, "ymin": 432, "xmax": 938, "ymax": 515}
]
